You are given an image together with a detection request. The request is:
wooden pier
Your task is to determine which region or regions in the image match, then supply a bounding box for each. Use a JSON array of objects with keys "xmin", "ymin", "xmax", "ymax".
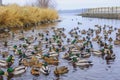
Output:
[{"xmin": 80, "ymin": 7, "xmax": 120, "ymax": 19}]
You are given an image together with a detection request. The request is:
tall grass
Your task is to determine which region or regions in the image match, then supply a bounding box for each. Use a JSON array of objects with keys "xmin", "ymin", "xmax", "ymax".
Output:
[{"xmin": 0, "ymin": 4, "xmax": 59, "ymax": 28}]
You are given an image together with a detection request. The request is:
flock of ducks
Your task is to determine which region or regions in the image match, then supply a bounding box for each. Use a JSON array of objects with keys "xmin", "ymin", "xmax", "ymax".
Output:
[{"xmin": 0, "ymin": 24, "xmax": 120, "ymax": 80}]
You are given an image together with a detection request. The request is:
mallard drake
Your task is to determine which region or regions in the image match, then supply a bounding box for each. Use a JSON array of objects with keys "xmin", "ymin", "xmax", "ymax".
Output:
[
  {"xmin": 13, "ymin": 66, "xmax": 27, "ymax": 76},
  {"xmin": 0, "ymin": 60, "xmax": 8, "ymax": 67},
  {"xmin": 81, "ymin": 52, "xmax": 91, "ymax": 58},
  {"xmin": 6, "ymin": 55, "xmax": 14, "ymax": 67},
  {"xmin": 40, "ymin": 64, "xmax": 50, "ymax": 75},
  {"xmin": 0, "ymin": 69, "xmax": 4, "ymax": 80},
  {"xmin": 77, "ymin": 59, "xmax": 92, "ymax": 63},
  {"xmin": 75, "ymin": 61, "xmax": 93, "ymax": 67},
  {"xmin": 92, "ymin": 50, "xmax": 102, "ymax": 56},
  {"xmin": 31, "ymin": 67, "xmax": 40, "ymax": 75},
  {"xmin": 49, "ymin": 51, "xmax": 59, "ymax": 57},
  {"xmin": 54, "ymin": 66, "xmax": 69, "ymax": 76}
]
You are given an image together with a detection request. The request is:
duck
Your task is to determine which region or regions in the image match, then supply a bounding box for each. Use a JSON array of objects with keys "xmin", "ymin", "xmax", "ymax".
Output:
[
  {"xmin": 49, "ymin": 51, "xmax": 59, "ymax": 57},
  {"xmin": 19, "ymin": 58, "xmax": 29, "ymax": 66},
  {"xmin": 43, "ymin": 57, "xmax": 59, "ymax": 65},
  {"xmin": 1, "ymin": 51, "xmax": 9, "ymax": 58},
  {"xmin": 92, "ymin": 50, "xmax": 102, "ymax": 56},
  {"xmin": 81, "ymin": 30, "xmax": 86, "ymax": 34},
  {"xmin": 6, "ymin": 55, "xmax": 15, "ymax": 67},
  {"xmin": 114, "ymin": 40, "xmax": 120, "ymax": 45},
  {"xmin": 77, "ymin": 59, "xmax": 92, "ymax": 63},
  {"xmin": 54, "ymin": 66, "xmax": 69, "ymax": 76},
  {"xmin": 13, "ymin": 66, "xmax": 27, "ymax": 76},
  {"xmin": 40, "ymin": 65, "xmax": 50, "ymax": 75},
  {"xmin": 29, "ymin": 56, "xmax": 39, "ymax": 66},
  {"xmin": 81, "ymin": 52, "xmax": 91, "ymax": 58},
  {"xmin": 0, "ymin": 69, "xmax": 4, "ymax": 80},
  {"xmin": 104, "ymin": 49, "xmax": 111, "ymax": 54},
  {"xmin": 31, "ymin": 67, "xmax": 40, "ymax": 75},
  {"xmin": 35, "ymin": 54, "xmax": 42, "ymax": 59},
  {"xmin": 71, "ymin": 48, "xmax": 79, "ymax": 52},
  {"xmin": 33, "ymin": 62, "xmax": 43, "ymax": 68},
  {"xmin": 95, "ymin": 29, "xmax": 101, "ymax": 34},
  {"xmin": 0, "ymin": 60, "xmax": 8, "ymax": 67},
  {"xmin": 78, "ymin": 39, "xmax": 84, "ymax": 43},
  {"xmin": 92, "ymin": 37, "xmax": 98, "ymax": 41},
  {"xmin": 62, "ymin": 53, "xmax": 70, "ymax": 60},
  {"xmin": 118, "ymin": 29, "xmax": 120, "ymax": 33},
  {"xmin": 108, "ymin": 37, "xmax": 113, "ymax": 43},
  {"xmin": 105, "ymin": 54, "xmax": 115, "ymax": 60},
  {"xmin": 75, "ymin": 60, "xmax": 93, "ymax": 67}
]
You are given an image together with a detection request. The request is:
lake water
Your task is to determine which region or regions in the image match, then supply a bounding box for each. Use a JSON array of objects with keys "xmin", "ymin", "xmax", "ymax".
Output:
[{"xmin": 0, "ymin": 13, "xmax": 120, "ymax": 80}]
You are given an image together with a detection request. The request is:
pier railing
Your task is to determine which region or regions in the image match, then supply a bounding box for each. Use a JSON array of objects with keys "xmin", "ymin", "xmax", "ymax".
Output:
[{"xmin": 81, "ymin": 7, "xmax": 120, "ymax": 19}]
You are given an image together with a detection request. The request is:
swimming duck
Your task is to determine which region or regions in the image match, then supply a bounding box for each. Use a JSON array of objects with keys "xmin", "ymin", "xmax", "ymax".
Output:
[
  {"xmin": 43, "ymin": 56, "xmax": 59, "ymax": 65},
  {"xmin": 49, "ymin": 51, "xmax": 59, "ymax": 57},
  {"xmin": 75, "ymin": 59, "xmax": 93, "ymax": 67},
  {"xmin": 6, "ymin": 55, "xmax": 14, "ymax": 67},
  {"xmin": 33, "ymin": 62, "xmax": 43, "ymax": 68},
  {"xmin": 19, "ymin": 58, "xmax": 29, "ymax": 66},
  {"xmin": 81, "ymin": 52, "xmax": 91, "ymax": 58},
  {"xmin": 81, "ymin": 30, "xmax": 86, "ymax": 34},
  {"xmin": 40, "ymin": 62, "xmax": 50, "ymax": 75},
  {"xmin": 105, "ymin": 54, "xmax": 115, "ymax": 60},
  {"xmin": 114, "ymin": 39, "xmax": 120, "ymax": 45},
  {"xmin": 0, "ymin": 60, "xmax": 8, "ymax": 67},
  {"xmin": 13, "ymin": 66, "xmax": 27, "ymax": 76},
  {"xmin": 54, "ymin": 66, "xmax": 69, "ymax": 76},
  {"xmin": 1, "ymin": 51, "xmax": 8, "ymax": 58},
  {"xmin": 29, "ymin": 56, "xmax": 39, "ymax": 66},
  {"xmin": 31, "ymin": 67, "xmax": 40, "ymax": 75},
  {"xmin": 108, "ymin": 37, "xmax": 113, "ymax": 43},
  {"xmin": 0, "ymin": 69, "xmax": 4, "ymax": 80},
  {"xmin": 92, "ymin": 50, "xmax": 102, "ymax": 56}
]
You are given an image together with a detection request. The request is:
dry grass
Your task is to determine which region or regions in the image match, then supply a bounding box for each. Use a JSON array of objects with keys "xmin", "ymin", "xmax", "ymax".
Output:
[{"xmin": 0, "ymin": 4, "xmax": 59, "ymax": 28}]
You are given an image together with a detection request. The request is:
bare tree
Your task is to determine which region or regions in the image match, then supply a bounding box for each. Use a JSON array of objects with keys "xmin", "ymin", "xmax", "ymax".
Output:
[
  {"xmin": 35, "ymin": 0, "xmax": 56, "ymax": 8},
  {"xmin": 0, "ymin": 0, "xmax": 2, "ymax": 5}
]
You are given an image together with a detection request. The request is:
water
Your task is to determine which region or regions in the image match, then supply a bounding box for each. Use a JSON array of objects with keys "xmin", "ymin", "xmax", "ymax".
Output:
[{"xmin": 0, "ymin": 13, "xmax": 120, "ymax": 80}]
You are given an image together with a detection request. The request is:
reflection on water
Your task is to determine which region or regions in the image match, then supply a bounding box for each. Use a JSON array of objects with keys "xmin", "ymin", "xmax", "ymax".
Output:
[{"xmin": 0, "ymin": 13, "xmax": 120, "ymax": 80}]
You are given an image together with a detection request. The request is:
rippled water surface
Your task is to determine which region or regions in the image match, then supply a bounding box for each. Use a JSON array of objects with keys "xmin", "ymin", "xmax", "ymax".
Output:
[{"xmin": 0, "ymin": 13, "xmax": 120, "ymax": 80}]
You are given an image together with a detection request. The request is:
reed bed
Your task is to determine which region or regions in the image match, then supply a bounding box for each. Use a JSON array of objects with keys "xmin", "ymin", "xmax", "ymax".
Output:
[{"xmin": 0, "ymin": 4, "xmax": 59, "ymax": 28}]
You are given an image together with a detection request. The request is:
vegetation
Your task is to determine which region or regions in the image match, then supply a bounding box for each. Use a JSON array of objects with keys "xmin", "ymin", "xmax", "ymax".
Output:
[
  {"xmin": 0, "ymin": 4, "xmax": 59, "ymax": 28},
  {"xmin": 35, "ymin": 0, "xmax": 56, "ymax": 8}
]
